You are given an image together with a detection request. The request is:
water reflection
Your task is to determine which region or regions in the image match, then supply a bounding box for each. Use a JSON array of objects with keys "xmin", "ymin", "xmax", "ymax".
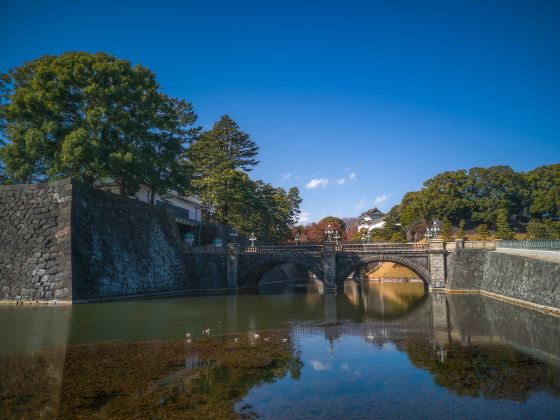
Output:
[
  {"xmin": 1, "ymin": 284, "xmax": 560, "ymax": 418},
  {"xmin": 343, "ymin": 280, "xmax": 426, "ymax": 317}
]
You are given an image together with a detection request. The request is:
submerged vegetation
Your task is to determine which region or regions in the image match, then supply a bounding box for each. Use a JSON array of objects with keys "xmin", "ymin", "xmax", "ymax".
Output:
[{"xmin": 0, "ymin": 332, "xmax": 300, "ymax": 419}]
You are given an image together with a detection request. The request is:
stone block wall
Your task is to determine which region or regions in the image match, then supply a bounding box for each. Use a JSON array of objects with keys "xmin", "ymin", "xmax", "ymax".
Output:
[
  {"xmin": 0, "ymin": 179, "xmax": 73, "ymax": 301},
  {"xmin": 182, "ymin": 251, "xmax": 228, "ymax": 290},
  {"xmin": 447, "ymin": 248, "xmax": 560, "ymax": 310},
  {"xmin": 446, "ymin": 249, "xmax": 488, "ymax": 290},
  {"xmin": 481, "ymin": 252, "xmax": 560, "ymax": 309},
  {"xmin": 71, "ymin": 181, "xmax": 186, "ymax": 301}
]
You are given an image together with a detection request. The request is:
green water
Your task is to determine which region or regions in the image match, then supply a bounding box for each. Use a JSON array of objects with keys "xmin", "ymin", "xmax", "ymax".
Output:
[{"xmin": 1, "ymin": 281, "xmax": 559, "ymax": 418}]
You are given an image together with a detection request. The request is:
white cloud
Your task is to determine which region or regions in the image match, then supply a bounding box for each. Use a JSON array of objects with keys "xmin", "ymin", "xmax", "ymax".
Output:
[
  {"xmin": 335, "ymin": 172, "xmax": 357, "ymax": 186},
  {"xmin": 309, "ymin": 359, "xmax": 332, "ymax": 371},
  {"xmin": 373, "ymin": 193, "xmax": 392, "ymax": 207},
  {"xmin": 281, "ymin": 173, "xmax": 292, "ymax": 182},
  {"xmin": 298, "ymin": 211, "xmax": 310, "ymax": 224},
  {"xmin": 305, "ymin": 178, "xmax": 330, "ymax": 189}
]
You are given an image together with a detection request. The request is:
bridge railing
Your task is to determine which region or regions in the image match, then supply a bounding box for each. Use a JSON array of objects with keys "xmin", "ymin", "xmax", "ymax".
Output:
[
  {"xmin": 497, "ymin": 239, "xmax": 560, "ymax": 251},
  {"xmin": 463, "ymin": 240, "xmax": 496, "ymax": 250},
  {"xmin": 241, "ymin": 245, "xmax": 324, "ymax": 253},
  {"xmin": 338, "ymin": 242, "xmax": 428, "ymax": 252}
]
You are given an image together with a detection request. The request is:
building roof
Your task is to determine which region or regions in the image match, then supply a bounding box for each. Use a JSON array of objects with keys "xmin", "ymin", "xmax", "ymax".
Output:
[{"xmin": 359, "ymin": 207, "xmax": 385, "ymax": 223}]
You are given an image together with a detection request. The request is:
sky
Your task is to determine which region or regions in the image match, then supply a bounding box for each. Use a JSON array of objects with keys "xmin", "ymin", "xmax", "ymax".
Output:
[{"xmin": 1, "ymin": 0, "xmax": 559, "ymax": 223}]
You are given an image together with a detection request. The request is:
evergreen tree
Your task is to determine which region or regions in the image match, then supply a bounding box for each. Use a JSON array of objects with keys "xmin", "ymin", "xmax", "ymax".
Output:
[
  {"xmin": 0, "ymin": 52, "xmax": 195, "ymax": 196},
  {"xmin": 457, "ymin": 219, "xmax": 466, "ymax": 239},
  {"xmin": 495, "ymin": 208, "xmax": 514, "ymax": 240},
  {"xmin": 527, "ymin": 219, "xmax": 560, "ymax": 240},
  {"xmin": 187, "ymin": 115, "xmax": 259, "ymax": 224},
  {"xmin": 440, "ymin": 219, "xmax": 453, "ymax": 241},
  {"xmin": 476, "ymin": 223, "xmax": 489, "ymax": 240},
  {"xmin": 390, "ymin": 231, "xmax": 407, "ymax": 243}
]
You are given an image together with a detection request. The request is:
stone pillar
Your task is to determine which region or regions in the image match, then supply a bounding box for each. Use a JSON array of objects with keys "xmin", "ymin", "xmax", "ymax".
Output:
[
  {"xmin": 226, "ymin": 243, "xmax": 239, "ymax": 290},
  {"xmin": 455, "ymin": 238, "xmax": 464, "ymax": 249},
  {"xmin": 323, "ymin": 241, "xmax": 337, "ymax": 291},
  {"xmin": 429, "ymin": 239, "xmax": 446, "ymax": 288}
]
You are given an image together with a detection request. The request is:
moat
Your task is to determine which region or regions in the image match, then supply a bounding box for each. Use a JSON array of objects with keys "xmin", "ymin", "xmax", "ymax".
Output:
[{"xmin": 1, "ymin": 281, "xmax": 560, "ymax": 419}]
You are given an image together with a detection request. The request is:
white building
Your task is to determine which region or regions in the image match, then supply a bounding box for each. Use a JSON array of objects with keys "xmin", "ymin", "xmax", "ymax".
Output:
[
  {"xmin": 358, "ymin": 208, "xmax": 386, "ymax": 231},
  {"xmin": 101, "ymin": 183, "xmax": 209, "ymax": 245}
]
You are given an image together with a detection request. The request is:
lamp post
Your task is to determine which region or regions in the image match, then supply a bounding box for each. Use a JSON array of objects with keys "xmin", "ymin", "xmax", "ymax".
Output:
[
  {"xmin": 249, "ymin": 232, "xmax": 257, "ymax": 249},
  {"xmin": 425, "ymin": 221, "xmax": 440, "ymax": 239},
  {"xmin": 294, "ymin": 233, "xmax": 300, "ymax": 245},
  {"xmin": 361, "ymin": 232, "xmax": 367, "ymax": 250},
  {"xmin": 325, "ymin": 224, "xmax": 334, "ymax": 241},
  {"xmin": 333, "ymin": 231, "xmax": 340, "ymax": 247}
]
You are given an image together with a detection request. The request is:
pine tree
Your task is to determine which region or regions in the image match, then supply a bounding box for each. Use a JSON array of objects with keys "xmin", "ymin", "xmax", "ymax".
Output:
[
  {"xmin": 440, "ymin": 219, "xmax": 453, "ymax": 241},
  {"xmin": 457, "ymin": 219, "xmax": 466, "ymax": 239},
  {"xmin": 495, "ymin": 208, "xmax": 514, "ymax": 240},
  {"xmin": 477, "ymin": 223, "xmax": 489, "ymax": 240},
  {"xmin": 187, "ymin": 115, "xmax": 259, "ymax": 224}
]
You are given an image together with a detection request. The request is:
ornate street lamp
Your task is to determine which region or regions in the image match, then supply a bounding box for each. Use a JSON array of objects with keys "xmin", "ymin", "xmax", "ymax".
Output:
[
  {"xmin": 333, "ymin": 231, "xmax": 341, "ymax": 246},
  {"xmin": 294, "ymin": 233, "xmax": 300, "ymax": 245},
  {"xmin": 325, "ymin": 224, "xmax": 334, "ymax": 241},
  {"xmin": 249, "ymin": 232, "xmax": 257, "ymax": 249},
  {"xmin": 425, "ymin": 221, "xmax": 440, "ymax": 239}
]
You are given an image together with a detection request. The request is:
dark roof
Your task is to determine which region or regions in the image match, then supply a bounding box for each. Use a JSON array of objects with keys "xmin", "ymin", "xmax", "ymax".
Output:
[{"xmin": 359, "ymin": 207, "xmax": 385, "ymax": 222}]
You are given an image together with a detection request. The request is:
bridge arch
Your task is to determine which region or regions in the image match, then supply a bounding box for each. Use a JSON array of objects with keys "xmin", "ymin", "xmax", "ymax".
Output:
[
  {"xmin": 238, "ymin": 255, "xmax": 324, "ymax": 289},
  {"xmin": 336, "ymin": 255, "xmax": 431, "ymax": 290}
]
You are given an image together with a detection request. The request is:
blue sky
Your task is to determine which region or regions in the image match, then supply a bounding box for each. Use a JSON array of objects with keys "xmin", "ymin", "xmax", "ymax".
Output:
[{"xmin": 1, "ymin": 1, "xmax": 559, "ymax": 223}]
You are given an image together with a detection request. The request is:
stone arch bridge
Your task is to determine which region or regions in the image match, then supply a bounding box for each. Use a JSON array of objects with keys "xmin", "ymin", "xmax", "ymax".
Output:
[{"xmin": 226, "ymin": 240, "xmax": 449, "ymax": 291}]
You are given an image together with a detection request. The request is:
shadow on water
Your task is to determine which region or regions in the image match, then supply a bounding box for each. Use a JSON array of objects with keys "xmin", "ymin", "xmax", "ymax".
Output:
[{"xmin": 1, "ymin": 281, "xmax": 560, "ymax": 418}]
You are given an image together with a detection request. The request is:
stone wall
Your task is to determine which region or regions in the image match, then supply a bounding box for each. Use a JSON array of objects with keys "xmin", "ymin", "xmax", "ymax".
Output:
[
  {"xmin": 71, "ymin": 181, "xmax": 186, "ymax": 301},
  {"xmin": 447, "ymin": 249, "xmax": 560, "ymax": 310},
  {"xmin": 481, "ymin": 252, "xmax": 560, "ymax": 310},
  {"xmin": 0, "ymin": 179, "xmax": 73, "ymax": 301},
  {"xmin": 446, "ymin": 249, "xmax": 488, "ymax": 290},
  {"xmin": 183, "ymin": 251, "xmax": 227, "ymax": 290}
]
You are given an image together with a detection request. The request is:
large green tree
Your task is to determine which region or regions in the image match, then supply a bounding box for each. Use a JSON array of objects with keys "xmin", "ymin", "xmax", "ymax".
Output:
[
  {"xmin": 141, "ymin": 98, "xmax": 198, "ymax": 203},
  {"xmin": 235, "ymin": 181, "xmax": 302, "ymax": 243},
  {"xmin": 0, "ymin": 52, "xmax": 196, "ymax": 196},
  {"xmin": 466, "ymin": 166, "xmax": 529, "ymax": 226},
  {"xmin": 187, "ymin": 115, "xmax": 259, "ymax": 224},
  {"xmin": 526, "ymin": 164, "xmax": 560, "ymax": 220},
  {"xmin": 396, "ymin": 165, "xmax": 538, "ymax": 238}
]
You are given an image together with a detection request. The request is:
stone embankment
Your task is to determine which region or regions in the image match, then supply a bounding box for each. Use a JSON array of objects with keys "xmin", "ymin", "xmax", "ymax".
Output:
[
  {"xmin": 1, "ymin": 179, "xmax": 229, "ymax": 303},
  {"xmin": 447, "ymin": 248, "xmax": 560, "ymax": 314},
  {"xmin": 0, "ymin": 180, "xmax": 72, "ymax": 301},
  {"xmin": 2, "ymin": 178, "xmax": 559, "ymax": 309}
]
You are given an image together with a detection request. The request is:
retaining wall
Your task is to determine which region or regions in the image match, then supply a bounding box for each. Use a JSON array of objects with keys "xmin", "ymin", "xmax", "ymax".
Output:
[
  {"xmin": 0, "ymin": 179, "xmax": 73, "ymax": 301},
  {"xmin": 71, "ymin": 181, "xmax": 187, "ymax": 301},
  {"xmin": 447, "ymin": 249, "xmax": 560, "ymax": 311},
  {"xmin": 1, "ymin": 179, "xmax": 210, "ymax": 302}
]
